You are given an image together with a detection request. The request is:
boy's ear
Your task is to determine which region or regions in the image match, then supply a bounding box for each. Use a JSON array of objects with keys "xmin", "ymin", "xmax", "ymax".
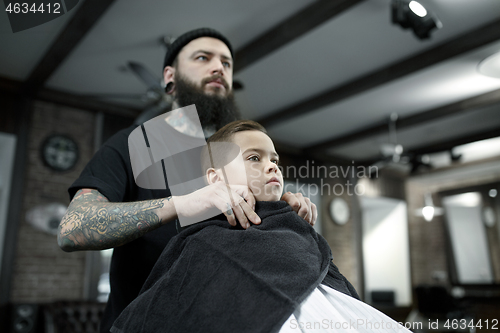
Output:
[{"xmin": 206, "ymin": 168, "xmax": 224, "ymax": 184}]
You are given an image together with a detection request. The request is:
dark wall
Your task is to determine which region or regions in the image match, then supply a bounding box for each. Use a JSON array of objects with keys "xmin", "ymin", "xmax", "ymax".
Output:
[
  {"xmin": 0, "ymin": 93, "xmax": 134, "ymax": 330},
  {"xmin": 0, "ymin": 91, "xmax": 22, "ymax": 134}
]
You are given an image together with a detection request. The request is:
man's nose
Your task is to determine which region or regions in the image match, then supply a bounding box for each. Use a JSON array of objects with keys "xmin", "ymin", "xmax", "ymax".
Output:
[{"xmin": 210, "ymin": 59, "xmax": 225, "ymax": 75}]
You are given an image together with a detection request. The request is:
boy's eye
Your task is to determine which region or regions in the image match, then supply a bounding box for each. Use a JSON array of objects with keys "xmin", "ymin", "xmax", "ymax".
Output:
[
  {"xmin": 272, "ymin": 159, "xmax": 279, "ymax": 165},
  {"xmin": 248, "ymin": 156, "xmax": 259, "ymax": 161}
]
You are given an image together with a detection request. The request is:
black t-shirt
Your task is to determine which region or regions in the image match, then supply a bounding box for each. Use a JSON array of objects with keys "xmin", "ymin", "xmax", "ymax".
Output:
[{"xmin": 68, "ymin": 124, "xmax": 203, "ymax": 333}]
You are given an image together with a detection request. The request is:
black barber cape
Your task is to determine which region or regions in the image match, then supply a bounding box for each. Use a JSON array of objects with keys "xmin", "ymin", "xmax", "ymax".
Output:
[{"xmin": 111, "ymin": 201, "xmax": 359, "ymax": 333}]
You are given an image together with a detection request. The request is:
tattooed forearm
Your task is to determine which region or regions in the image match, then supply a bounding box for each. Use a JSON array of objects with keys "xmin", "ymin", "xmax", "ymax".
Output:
[{"xmin": 58, "ymin": 189, "xmax": 172, "ymax": 251}]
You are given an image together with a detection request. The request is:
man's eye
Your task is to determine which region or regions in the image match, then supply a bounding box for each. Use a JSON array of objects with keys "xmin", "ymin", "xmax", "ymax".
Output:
[
  {"xmin": 223, "ymin": 61, "xmax": 231, "ymax": 68},
  {"xmin": 196, "ymin": 55, "xmax": 208, "ymax": 61}
]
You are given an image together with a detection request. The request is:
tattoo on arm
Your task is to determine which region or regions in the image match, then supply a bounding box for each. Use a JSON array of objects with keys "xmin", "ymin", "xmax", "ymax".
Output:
[{"xmin": 59, "ymin": 189, "xmax": 172, "ymax": 251}]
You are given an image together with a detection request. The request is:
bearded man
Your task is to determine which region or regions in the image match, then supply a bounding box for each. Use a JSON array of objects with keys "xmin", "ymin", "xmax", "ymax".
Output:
[{"xmin": 58, "ymin": 28, "xmax": 317, "ymax": 333}]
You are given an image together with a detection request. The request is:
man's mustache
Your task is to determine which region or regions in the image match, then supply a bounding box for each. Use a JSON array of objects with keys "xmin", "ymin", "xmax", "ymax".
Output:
[{"xmin": 202, "ymin": 75, "xmax": 230, "ymax": 91}]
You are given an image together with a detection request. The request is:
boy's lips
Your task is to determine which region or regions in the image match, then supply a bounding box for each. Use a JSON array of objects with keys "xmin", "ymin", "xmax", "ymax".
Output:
[{"xmin": 266, "ymin": 177, "xmax": 281, "ymax": 185}]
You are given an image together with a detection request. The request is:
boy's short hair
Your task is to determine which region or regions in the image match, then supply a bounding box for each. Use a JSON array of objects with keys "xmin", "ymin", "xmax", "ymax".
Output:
[
  {"xmin": 201, "ymin": 120, "xmax": 267, "ymax": 174},
  {"xmin": 207, "ymin": 120, "xmax": 267, "ymax": 144}
]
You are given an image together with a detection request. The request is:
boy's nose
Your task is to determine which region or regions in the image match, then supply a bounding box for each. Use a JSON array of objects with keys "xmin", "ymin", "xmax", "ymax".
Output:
[{"xmin": 267, "ymin": 162, "xmax": 278, "ymax": 173}]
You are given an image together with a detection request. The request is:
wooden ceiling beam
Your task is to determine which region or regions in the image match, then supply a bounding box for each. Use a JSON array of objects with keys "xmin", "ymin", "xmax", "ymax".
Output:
[
  {"xmin": 308, "ymin": 87, "xmax": 500, "ymax": 152},
  {"xmin": 1, "ymin": 75, "xmax": 140, "ymax": 118},
  {"xmin": 356, "ymin": 126, "xmax": 500, "ymax": 166},
  {"xmin": 257, "ymin": 18, "xmax": 500, "ymax": 128},
  {"xmin": 234, "ymin": 0, "xmax": 365, "ymax": 73},
  {"xmin": 408, "ymin": 126, "xmax": 500, "ymax": 156},
  {"xmin": 22, "ymin": 0, "xmax": 117, "ymax": 95},
  {"xmin": 37, "ymin": 88, "xmax": 141, "ymax": 118}
]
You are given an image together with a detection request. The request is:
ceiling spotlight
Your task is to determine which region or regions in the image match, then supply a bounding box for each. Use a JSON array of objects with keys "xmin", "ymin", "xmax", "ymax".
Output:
[
  {"xmin": 391, "ymin": 0, "xmax": 442, "ymax": 40},
  {"xmin": 408, "ymin": 1, "xmax": 427, "ymax": 17}
]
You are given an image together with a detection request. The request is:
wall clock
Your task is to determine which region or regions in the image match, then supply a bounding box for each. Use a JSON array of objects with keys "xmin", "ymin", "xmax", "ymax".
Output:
[
  {"xmin": 41, "ymin": 134, "xmax": 79, "ymax": 171},
  {"xmin": 329, "ymin": 197, "xmax": 350, "ymax": 225}
]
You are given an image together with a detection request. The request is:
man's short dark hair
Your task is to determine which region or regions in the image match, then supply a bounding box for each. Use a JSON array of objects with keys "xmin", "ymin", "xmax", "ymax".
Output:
[{"xmin": 163, "ymin": 28, "xmax": 234, "ymax": 70}]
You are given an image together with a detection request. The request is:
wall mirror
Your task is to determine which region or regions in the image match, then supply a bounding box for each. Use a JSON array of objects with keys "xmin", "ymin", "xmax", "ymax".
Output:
[
  {"xmin": 439, "ymin": 183, "xmax": 500, "ymax": 285},
  {"xmin": 360, "ymin": 196, "xmax": 412, "ymax": 306}
]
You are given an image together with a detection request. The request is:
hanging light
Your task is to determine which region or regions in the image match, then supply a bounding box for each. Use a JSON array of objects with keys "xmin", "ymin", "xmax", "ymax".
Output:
[
  {"xmin": 415, "ymin": 193, "xmax": 444, "ymax": 222},
  {"xmin": 421, "ymin": 205, "xmax": 435, "ymax": 222}
]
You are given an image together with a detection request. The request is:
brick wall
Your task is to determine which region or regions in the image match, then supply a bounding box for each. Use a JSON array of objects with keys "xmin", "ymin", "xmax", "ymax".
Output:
[
  {"xmin": 321, "ymin": 180, "xmax": 361, "ymax": 294},
  {"xmin": 406, "ymin": 182, "xmax": 449, "ymax": 286},
  {"xmin": 277, "ymin": 154, "xmax": 362, "ymax": 294},
  {"xmin": 10, "ymin": 100, "xmax": 95, "ymax": 302}
]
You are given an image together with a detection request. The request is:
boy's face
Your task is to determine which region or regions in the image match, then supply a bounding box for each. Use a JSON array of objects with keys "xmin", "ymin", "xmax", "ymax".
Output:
[{"xmin": 210, "ymin": 131, "xmax": 283, "ymax": 201}]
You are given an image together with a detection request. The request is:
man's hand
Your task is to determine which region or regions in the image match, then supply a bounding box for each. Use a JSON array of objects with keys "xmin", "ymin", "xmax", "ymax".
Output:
[
  {"xmin": 281, "ymin": 192, "xmax": 317, "ymax": 226},
  {"xmin": 173, "ymin": 182, "xmax": 260, "ymax": 229}
]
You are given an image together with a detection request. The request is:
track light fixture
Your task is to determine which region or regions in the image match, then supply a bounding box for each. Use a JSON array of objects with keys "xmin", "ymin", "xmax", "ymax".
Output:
[{"xmin": 391, "ymin": 0, "xmax": 442, "ymax": 40}]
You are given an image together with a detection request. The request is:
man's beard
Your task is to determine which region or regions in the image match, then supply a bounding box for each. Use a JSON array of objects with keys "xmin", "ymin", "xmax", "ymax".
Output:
[{"xmin": 174, "ymin": 72, "xmax": 241, "ymax": 131}]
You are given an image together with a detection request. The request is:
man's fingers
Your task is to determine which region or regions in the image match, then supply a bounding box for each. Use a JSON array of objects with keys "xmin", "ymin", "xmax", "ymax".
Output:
[
  {"xmin": 231, "ymin": 184, "xmax": 256, "ymax": 212},
  {"xmin": 220, "ymin": 202, "xmax": 236, "ymax": 226},
  {"xmin": 296, "ymin": 193, "xmax": 309, "ymax": 219},
  {"xmin": 311, "ymin": 202, "xmax": 318, "ymax": 226},
  {"xmin": 282, "ymin": 192, "xmax": 316, "ymax": 226},
  {"xmin": 214, "ymin": 186, "xmax": 238, "ymax": 227},
  {"xmin": 282, "ymin": 192, "xmax": 300, "ymax": 212},
  {"xmin": 244, "ymin": 190, "xmax": 256, "ymax": 212},
  {"xmin": 231, "ymin": 203, "xmax": 250, "ymax": 229},
  {"xmin": 301, "ymin": 197, "xmax": 313, "ymax": 224},
  {"xmin": 239, "ymin": 199, "xmax": 261, "ymax": 225},
  {"xmin": 215, "ymin": 183, "xmax": 243, "ymax": 207},
  {"xmin": 217, "ymin": 183, "xmax": 259, "ymax": 229},
  {"xmin": 229, "ymin": 187, "xmax": 261, "ymax": 228}
]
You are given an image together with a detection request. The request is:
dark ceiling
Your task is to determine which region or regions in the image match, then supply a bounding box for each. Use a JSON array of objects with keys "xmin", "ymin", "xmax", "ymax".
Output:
[{"xmin": 1, "ymin": 0, "xmax": 500, "ymax": 171}]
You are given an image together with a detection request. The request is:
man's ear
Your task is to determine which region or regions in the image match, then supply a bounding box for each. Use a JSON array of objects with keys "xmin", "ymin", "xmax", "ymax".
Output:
[
  {"xmin": 206, "ymin": 168, "xmax": 224, "ymax": 185},
  {"xmin": 163, "ymin": 66, "xmax": 175, "ymax": 94}
]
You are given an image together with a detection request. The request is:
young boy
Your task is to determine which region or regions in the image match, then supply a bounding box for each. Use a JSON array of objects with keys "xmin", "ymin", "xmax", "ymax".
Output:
[
  {"xmin": 169, "ymin": 119, "xmax": 285, "ymax": 229},
  {"xmin": 111, "ymin": 120, "xmax": 409, "ymax": 333}
]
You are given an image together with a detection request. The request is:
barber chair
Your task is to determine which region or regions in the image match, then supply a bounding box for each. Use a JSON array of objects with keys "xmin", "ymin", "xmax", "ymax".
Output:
[
  {"xmin": 43, "ymin": 301, "xmax": 105, "ymax": 333},
  {"xmin": 407, "ymin": 285, "xmax": 475, "ymax": 333},
  {"xmin": 371, "ymin": 290, "xmax": 396, "ymax": 307}
]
